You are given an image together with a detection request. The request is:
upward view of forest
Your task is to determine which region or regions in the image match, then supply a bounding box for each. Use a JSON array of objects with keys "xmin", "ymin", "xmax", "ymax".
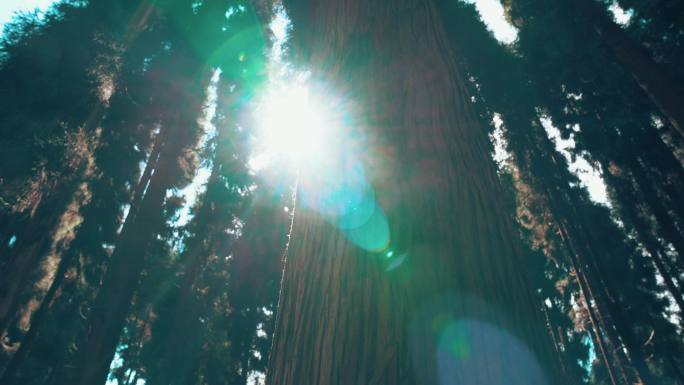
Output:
[{"xmin": 0, "ymin": 0, "xmax": 683, "ymax": 384}]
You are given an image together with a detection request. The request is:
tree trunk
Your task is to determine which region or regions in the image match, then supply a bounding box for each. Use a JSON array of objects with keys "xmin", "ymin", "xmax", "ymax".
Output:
[
  {"xmin": 0, "ymin": 243, "xmax": 74, "ymax": 384},
  {"xmin": 577, "ymin": 0, "xmax": 684, "ymax": 140},
  {"xmin": 0, "ymin": 2, "xmax": 154, "ymax": 340},
  {"xmin": 488, "ymin": 108, "xmax": 659, "ymax": 384},
  {"xmin": 58, "ymin": 38, "xmax": 209, "ymax": 379},
  {"xmin": 624, "ymin": 204, "xmax": 684, "ymax": 312},
  {"xmin": 638, "ymin": 134, "xmax": 684, "ymax": 226},
  {"xmin": 150, "ymin": 216, "xmax": 217, "ymax": 385},
  {"xmin": 127, "ymin": 128, "xmax": 165, "ymax": 223},
  {"xmin": 602, "ymin": 163, "xmax": 684, "ymax": 298},
  {"xmin": 267, "ymin": 1, "xmax": 564, "ymax": 384},
  {"xmin": 56, "ymin": 142, "xmax": 173, "ymax": 385},
  {"xmin": 539, "ymin": 301, "xmax": 568, "ymax": 376},
  {"xmin": 540, "ymin": 145, "xmax": 657, "ymax": 385},
  {"xmin": 0, "ymin": 106, "xmax": 102, "ymax": 336},
  {"xmin": 630, "ymin": 159, "xmax": 684, "ymax": 262},
  {"xmin": 571, "ymin": 269, "xmax": 622, "ymax": 385}
]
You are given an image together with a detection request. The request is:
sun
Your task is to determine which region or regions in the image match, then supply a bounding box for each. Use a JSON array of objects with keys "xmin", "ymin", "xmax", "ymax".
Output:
[
  {"xmin": 249, "ymin": 76, "xmax": 391, "ymax": 254},
  {"xmin": 251, "ymin": 80, "xmax": 338, "ymax": 172}
]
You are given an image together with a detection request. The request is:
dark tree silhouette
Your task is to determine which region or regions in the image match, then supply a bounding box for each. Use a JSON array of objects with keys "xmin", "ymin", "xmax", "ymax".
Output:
[{"xmin": 0, "ymin": 1, "xmax": 683, "ymax": 384}]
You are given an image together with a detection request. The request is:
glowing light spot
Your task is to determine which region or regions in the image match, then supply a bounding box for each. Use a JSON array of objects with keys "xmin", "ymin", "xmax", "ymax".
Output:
[
  {"xmin": 252, "ymin": 80, "xmax": 340, "ymax": 172},
  {"xmin": 385, "ymin": 253, "xmax": 408, "ymax": 271},
  {"xmin": 609, "ymin": 2, "xmax": 633, "ymax": 26},
  {"xmin": 437, "ymin": 320, "xmax": 547, "ymax": 384},
  {"xmin": 465, "ymin": 0, "xmax": 518, "ymax": 44},
  {"xmin": 250, "ymin": 7, "xmax": 392, "ymax": 254},
  {"xmin": 343, "ymin": 205, "xmax": 390, "ymax": 252},
  {"xmin": 299, "ymin": 158, "xmax": 391, "ymax": 253},
  {"xmin": 7, "ymin": 234, "xmax": 17, "ymax": 248},
  {"xmin": 411, "ymin": 297, "xmax": 549, "ymax": 385}
]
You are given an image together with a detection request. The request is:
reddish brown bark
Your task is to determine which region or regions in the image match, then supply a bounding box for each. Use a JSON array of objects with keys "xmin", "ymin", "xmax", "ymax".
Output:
[{"xmin": 267, "ymin": 1, "xmax": 564, "ymax": 384}]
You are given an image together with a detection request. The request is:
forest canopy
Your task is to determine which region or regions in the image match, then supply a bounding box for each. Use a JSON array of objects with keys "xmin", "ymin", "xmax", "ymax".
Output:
[{"xmin": 0, "ymin": 0, "xmax": 683, "ymax": 385}]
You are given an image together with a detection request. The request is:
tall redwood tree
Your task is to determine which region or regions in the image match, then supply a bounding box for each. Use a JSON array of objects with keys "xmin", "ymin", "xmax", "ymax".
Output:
[{"xmin": 267, "ymin": 0, "xmax": 565, "ymax": 384}]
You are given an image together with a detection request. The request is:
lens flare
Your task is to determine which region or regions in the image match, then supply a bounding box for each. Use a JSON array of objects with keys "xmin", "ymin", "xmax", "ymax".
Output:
[
  {"xmin": 252, "ymin": 80, "xmax": 339, "ymax": 171},
  {"xmin": 250, "ymin": 69, "xmax": 393, "ymax": 254},
  {"xmin": 411, "ymin": 296, "xmax": 548, "ymax": 385}
]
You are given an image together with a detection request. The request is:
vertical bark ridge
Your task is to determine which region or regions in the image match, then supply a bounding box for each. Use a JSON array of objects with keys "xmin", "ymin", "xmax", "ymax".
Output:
[{"xmin": 267, "ymin": 0, "xmax": 564, "ymax": 384}]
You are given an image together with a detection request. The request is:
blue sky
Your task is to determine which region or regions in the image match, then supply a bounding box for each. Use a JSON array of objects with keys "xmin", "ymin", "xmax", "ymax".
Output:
[
  {"xmin": 464, "ymin": 0, "xmax": 518, "ymax": 44},
  {"xmin": 0, "ymin": 0, "xmax": 57, "ymax": 29}
]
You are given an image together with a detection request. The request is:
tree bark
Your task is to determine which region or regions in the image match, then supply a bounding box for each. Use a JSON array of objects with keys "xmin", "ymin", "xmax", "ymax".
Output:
[{"xmin": 267, "ymin": 1, "xmax": 564, "ymax": 384}]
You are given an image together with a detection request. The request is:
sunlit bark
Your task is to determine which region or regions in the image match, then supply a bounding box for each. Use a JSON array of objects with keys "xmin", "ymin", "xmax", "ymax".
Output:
[{"xmin": 267, "ymin": 1, "xmax": 563, "ymax": 384}]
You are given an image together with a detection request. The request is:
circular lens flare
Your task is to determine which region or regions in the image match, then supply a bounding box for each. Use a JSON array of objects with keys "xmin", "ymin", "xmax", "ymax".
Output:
[{"xmin": 250, "ymin": 74, "xmax": 391, "ymax": 254}]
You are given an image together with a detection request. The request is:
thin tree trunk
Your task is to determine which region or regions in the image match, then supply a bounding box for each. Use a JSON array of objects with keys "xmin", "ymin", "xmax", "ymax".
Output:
[
  {"xmin": 603, "ymin": 165, "xmax": 684, "ymax": 300},
  {"xmin": 267, "ymin": 1, "xmax": 564, "ymax": 384},
  {"xmin": 547, "ymin": 188, "xmax": 625, "ymax": 385},
  {"xmin": 539, "ymin": 298, "xmax": 569, "ymax": 377},
  {"xmin": 127, "ymin": 128, "xmax": 165, "ymax": 223},
  {"xmin": 152, "ymin": 230, "xmax": 215, "ymax": 385},
  {"xmin": 571, "ymin": 269, "xmax": 621, "ymax": 385},
  {"xmin": 581, "ymin": 269, "xmax": 635, "ymax": 385},
  {"xmin": 631, "ymin": 215, "xmax": 684, "ymax": 312},
  {"xmin": 61, "ymin": 155, "xmax": 171, "ymax": 385},
  {"xmin": 630, "ymin": 159, "xmax": 684, "ymax": 262},
  {"xmin": 564, "ymin": 171, "xmax": 661, "ymax": 385},
  {"xmin": 639, "ymin": 134, "xmax": 684, "ymax": 225},
  {"xmin": 519, "ymin": 116, "xmax": 657, "ymax": 384}
]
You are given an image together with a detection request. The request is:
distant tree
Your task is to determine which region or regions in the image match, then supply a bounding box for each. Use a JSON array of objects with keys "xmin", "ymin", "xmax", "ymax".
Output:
[
  {"xmin": 48, "ymin": 1, "xmax": 270, "ymax": 383},
  {"xmin": 137, "ymin": 75, "xmax": 256, "ymax": 385},
  {"xmin": 51, "ymin": 13, "xmax": 211, "ymax": 385},
  {"xmin": 505, "ymin": 0, "xmax": 684, "ymax": 139},
  {"xmin": 0, "ymin": 1, "xmax": 682, "ymax": 385},
  {"xmin": 0, "ymin": 0, "xmax": 153, "ymax": 363},
  {"xmin": 500, "ymin": 0, "xmax": 684, "ymax": 382}
]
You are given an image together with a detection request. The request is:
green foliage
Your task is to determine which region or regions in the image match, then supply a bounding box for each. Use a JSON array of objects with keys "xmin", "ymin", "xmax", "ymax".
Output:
[
  {"xmin": 437, "ymin": 0, "xmax": 684, "ymax": 383},
  {"xmin": 0, "ymin": 0, "xmax": 683, "ymax": 384}
]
